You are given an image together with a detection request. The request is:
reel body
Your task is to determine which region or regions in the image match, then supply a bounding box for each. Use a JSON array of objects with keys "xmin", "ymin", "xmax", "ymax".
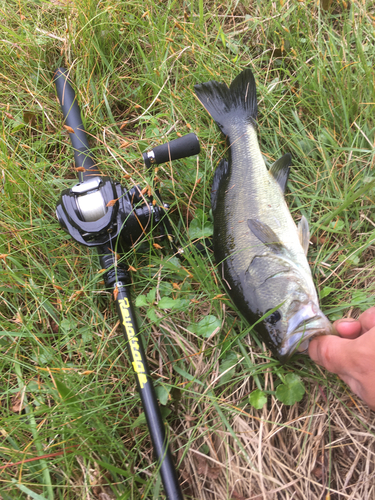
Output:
[{"xmin": 56, "ymin": 175, "xmax": 169, "ymax": 249}]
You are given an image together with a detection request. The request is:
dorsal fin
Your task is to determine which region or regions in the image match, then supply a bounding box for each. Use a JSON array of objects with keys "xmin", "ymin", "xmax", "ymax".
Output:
[
  {"xmin": 297, "ymin": 215, "xmax": 310, "ymax": 256},
  {"xmin": 211, "ymin": 158, "xmax": 228, "ymax": 212},
  {"xmin": 247, "ymin": 218, "xmax": 285, "ymax": 254},
  {"xmin": 269, "ymin": 153, "xmax": 292, "ymax": 193}
]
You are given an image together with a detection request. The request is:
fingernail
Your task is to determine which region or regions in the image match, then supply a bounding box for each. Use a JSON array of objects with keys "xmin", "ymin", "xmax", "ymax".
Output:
[{"xmin": 336, "ymin": 318, "xmax": 356, "ymax": 324}]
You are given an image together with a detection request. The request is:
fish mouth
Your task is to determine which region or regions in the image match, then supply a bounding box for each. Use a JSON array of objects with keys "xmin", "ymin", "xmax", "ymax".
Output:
[{"xmin": 278, "ymin": 306, "xmax": 334, "ymax": 362}]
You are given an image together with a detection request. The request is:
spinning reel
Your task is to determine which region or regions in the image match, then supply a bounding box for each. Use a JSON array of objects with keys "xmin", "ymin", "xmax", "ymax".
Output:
[{"xmin": 54, "ymin": 67, "xmax": 200, "ymax": 500}]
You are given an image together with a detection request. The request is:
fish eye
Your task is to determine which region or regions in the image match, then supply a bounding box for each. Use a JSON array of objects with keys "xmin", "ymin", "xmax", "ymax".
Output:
[{"xmin": 265, "ymin": 309, "xmax": 281, "ymax": 325}]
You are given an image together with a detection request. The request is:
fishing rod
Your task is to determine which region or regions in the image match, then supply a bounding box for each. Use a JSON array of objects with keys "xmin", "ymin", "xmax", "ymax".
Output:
[{"xmin": 53, "ymin": 67, "xmax": 200, "ymax": 500}]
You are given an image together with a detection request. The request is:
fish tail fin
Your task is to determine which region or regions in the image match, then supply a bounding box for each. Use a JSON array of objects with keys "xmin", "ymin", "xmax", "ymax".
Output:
[{"xmin": 194, "ymin": 68, "xmax": 257, "ymax": 135}]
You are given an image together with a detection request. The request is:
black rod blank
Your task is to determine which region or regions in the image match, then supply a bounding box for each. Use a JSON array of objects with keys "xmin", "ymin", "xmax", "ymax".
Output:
[
  {"xmin": 54, "ymin": 68, "xmax": 100, "ymax": 182},
  {"xmin": 98, "ymin": 251, "xmax": 184, "ymax": 500},
  {"xmin": 115, "ymin": 286, "xmax": 183, "ymax": 500}
]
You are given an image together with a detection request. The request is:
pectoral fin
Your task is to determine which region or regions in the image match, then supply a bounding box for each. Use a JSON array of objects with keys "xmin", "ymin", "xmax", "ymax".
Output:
[
  {"xmin": 269, "ymin": 153, "xmax": 292, "ymax": 193},
  {"xmin": 298, "ymin": 215, "xmax": 310, "ymax": 256},
  {"xmin": 247, "ymin": 218, "xmax": 285, "ymax": 253}
]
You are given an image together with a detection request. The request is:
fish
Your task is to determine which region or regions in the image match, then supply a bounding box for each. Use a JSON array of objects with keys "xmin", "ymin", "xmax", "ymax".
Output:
[{"xmin": 194, "ymin": 68, "xmax": 334, "ymax": 362}]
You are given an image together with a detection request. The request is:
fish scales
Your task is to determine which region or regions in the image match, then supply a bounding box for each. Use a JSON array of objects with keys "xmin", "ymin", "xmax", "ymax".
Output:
[
  {"xmin": 195, "ymin": 68, "xmax": 333, "ymax": 361},
  {"xmin": 222, "ymin": 122, "xmax": 309, "ymax": 276}
]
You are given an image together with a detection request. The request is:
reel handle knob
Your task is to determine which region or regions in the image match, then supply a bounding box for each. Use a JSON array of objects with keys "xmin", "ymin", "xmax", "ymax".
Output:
[{"xmin": 143, "ymin": 132, "xmax": 200, "ymax": 168}]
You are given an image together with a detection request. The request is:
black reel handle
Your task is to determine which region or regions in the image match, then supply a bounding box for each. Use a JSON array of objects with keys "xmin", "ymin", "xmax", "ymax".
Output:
[
  {"xmin": 54, "ymin": 68, "xmax": 100, "ymax": 181},
  {"xmin": 143, "ymin": 133, "xmax": 200, "ymax": 168}
]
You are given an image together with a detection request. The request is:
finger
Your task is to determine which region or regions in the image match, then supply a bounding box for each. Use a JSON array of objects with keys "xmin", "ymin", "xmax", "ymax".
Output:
[
  {"xmin": 308, "ymin": 335, "xmax": 354, "ymax": 376},
  {"xmin": 333, "ymin": 318, "xmax": 362, "ymax": 339},
  {"xmin": 357, "ymin": 306, "xmax": 375, "ymax": 334}
]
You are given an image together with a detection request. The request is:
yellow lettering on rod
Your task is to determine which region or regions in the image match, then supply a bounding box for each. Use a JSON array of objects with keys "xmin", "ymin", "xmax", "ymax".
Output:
[{"xmin": 118, "ymin": 298, "xmax": 148, "ymax": 389}]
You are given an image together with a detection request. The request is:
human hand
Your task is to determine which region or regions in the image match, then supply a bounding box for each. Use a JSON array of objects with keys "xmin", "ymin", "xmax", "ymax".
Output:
[{"xmin": 308, "ymin": 307, "xmax": 375, "ymax": 410}]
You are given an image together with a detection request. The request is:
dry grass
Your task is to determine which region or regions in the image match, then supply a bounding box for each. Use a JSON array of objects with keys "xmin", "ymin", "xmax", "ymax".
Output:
[
  {"xmin": 138, "ymin": 312, "xmax": 375, "ymax": 500},
  {"xmin": 176, "ymin": 345, "xmax": 375, "ymax": 499}
]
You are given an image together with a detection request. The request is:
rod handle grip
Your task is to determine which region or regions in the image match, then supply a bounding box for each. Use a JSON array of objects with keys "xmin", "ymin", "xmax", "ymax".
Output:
[{"xmin": 143, "ymin": 133, "xmax": 200, "ymax": 168}]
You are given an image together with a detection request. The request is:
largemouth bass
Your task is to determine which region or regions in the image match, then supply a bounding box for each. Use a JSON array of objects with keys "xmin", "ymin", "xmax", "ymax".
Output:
[{"xmin": 194, "ymin": 68, "xmax": 333, "ymax": 361}]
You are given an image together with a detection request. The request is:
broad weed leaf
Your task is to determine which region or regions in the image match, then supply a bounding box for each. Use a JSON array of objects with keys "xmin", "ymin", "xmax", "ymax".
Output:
[
  {"xmin": 189, "ymin": 315, "xmax": 221, "ymax": 338},
  {"xmin": 135, "ymin": 295, "xmax": 148, "ymax": 307},
  {"xmin": 249, "ymin": 389, "xmax": 267, "ymax": 410},
  {"xmin": 218, "ymin": 351, "xmax": 238, "ymax": 386},
  {"xmin": 275, "ymin": 373, "xmax": 305, "ymax": 405}
]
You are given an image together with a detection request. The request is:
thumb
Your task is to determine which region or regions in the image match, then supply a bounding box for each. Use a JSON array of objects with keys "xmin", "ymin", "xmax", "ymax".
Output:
[
  {"xmin": 308, "ymin": 335, "xmax": 354, "ymax": 376},
  {"xmin": 333, "ymin": 318, "xmax": 362, "ymax": 339}
]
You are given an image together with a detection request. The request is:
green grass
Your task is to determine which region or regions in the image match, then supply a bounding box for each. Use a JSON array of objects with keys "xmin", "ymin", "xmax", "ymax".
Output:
[{"xmin": 1, "ymin": 1, "xmax": 375, "ymax": 499}]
